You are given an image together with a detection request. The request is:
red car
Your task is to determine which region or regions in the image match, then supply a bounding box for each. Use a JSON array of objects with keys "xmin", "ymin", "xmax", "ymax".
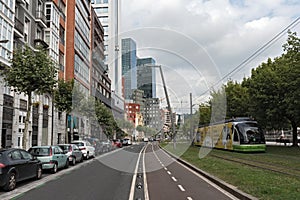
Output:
[{"xmin": 112, "ymin": 139, "xmax": 122, "ymax": 148}]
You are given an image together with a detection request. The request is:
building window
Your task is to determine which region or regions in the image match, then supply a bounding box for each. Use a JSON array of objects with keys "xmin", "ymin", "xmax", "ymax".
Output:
[
  {"xmin": 36, "ymin": 28, "xmax": 42, "ymax": 40},
  {"xmin": 24, "ymin": 17, "xmax": 30, "ymax": 43},
  {"xmin": 59, "ymin": 52, "xmax": 64, "ymax": 71},
  {"xmin": 59, "ymin": 25, "xmax": 65, "ymax": 45},
  {"xmin": 95, "ymin": 7, "xmax": 108, "ymax": 15},
  {"xmin": 46, "ymin": 4, "xmax": 51, "ymax": 27}
]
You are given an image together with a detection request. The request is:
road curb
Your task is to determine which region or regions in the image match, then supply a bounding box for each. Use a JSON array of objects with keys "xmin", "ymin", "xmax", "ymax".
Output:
[{"xmin": 159, "ymin": 145, "xmax": 258, "ymax": 200}]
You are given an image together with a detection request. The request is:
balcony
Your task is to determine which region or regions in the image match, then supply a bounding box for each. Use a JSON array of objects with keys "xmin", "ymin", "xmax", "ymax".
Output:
[
  {"xmin": 35, "ymin": 11, "xmax": 47, "ymax": 28},
  {"xmin": 14, "ymin": 17, "xmax": 24, "ymax": 38}
]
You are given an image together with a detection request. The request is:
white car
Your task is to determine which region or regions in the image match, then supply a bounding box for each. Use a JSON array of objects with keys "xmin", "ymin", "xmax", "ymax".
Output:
[{"xmin": 71, "ymin": 140, "xmax": 95, "ymax": 159}]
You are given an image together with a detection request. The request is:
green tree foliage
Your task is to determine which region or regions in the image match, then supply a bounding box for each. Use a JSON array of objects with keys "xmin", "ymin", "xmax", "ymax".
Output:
[
  {"xmin": 244, "ymin": 31, "xmax": 300, "ymax": 146},
  {"xmin": 209, "ymin": 87, "xmax": 227, "ymax": 122},
  {"xmin": 95, "ymin": 101, "xmax": 116, "ymax": 138},
  {"xmin": 136, "ymin": 125, "xmax": 156, "ymax": 137},
  {"xmin": 1, "ymin": 45, "xmax": 57, "ymax": 149},
  {"xmin": 199, "ymin": 103, "xmax": 211, "ymax": 125},
  {"xmin": 53, "ymin": 79, "xmax": 72, "ymax": 143},
  {"xmin": 53, "ymin": 79, "xmax": 74, "ymax": 114},
  {"xmin": 116, "ymin": 119, "xmax": 134, "ymax": 133},
  {"xmin": 225, "ymin": 80, "xmax": 250, "ymax": 117}
]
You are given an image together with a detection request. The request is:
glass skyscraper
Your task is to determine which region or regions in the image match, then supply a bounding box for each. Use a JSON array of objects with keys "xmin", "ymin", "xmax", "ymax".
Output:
[{"xmin": 122, "ymin": 38, "xmax": 137, "ymax": 100}]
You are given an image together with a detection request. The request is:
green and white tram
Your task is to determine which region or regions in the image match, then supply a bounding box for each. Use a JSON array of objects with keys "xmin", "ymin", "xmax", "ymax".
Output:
[{"xmin": 194, "ymin": 118, "xmax": 266, "ymax": 152}]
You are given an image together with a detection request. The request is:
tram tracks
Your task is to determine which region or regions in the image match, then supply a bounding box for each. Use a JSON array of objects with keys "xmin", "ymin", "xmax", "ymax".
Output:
[{"xmin": 210, "ymin": 153, "xmax": 300, "ymax": 178}]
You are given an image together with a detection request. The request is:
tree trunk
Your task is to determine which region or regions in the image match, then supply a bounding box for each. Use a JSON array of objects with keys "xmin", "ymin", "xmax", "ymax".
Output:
[
  {"xmin": 65, "ymin": 113, "xmax": 69, "ymax": 143},
  {"xmin": 23, "ymin": 93, "xmax": 32, "ymax": 150},
  {"xmin": 291, "ymin": 121, "xmax": 298, "ymax": 147}
]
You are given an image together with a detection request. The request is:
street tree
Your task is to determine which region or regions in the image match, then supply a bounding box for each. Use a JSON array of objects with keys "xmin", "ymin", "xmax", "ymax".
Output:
[
  {"xmin": 53, "ymin": 79, "xmax": 74, "ymax": 143},
  {"xmin": 95, "ymin": 101, "xmax": 116, "ymax": 138},
  {"xmin": 224, "ymin": 80, "xmax": 250, "ymax": 118},
  {"xmin": 247, "ymin": 31, "xmax": 300, "ymax": 146},
  {"xmin": 1, "ymin": 45, "xmax": 57, "ymax": 149}
]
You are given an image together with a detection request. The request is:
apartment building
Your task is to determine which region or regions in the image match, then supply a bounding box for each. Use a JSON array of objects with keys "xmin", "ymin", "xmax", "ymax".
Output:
[
  {"xmin": 0, "ymin": 0, "xmax": 109, "ymax": 148},
  {"xmin": 92, "ymin": 0, "xmax": 124, "ymax": 119}
]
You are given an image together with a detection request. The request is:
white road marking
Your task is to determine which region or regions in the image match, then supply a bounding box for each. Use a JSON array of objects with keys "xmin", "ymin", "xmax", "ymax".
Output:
[
  {"xmin": 129, "ymin": 145, "xmax": 146, "ymax": 200},
  {"xmin": 167, "ymin": 171, "xmax": 171, "ymax": 175},
  {"xmin": 171, "ymin": 176, "xmax": 178, "ymax": 182},
  {"xmin": 164, "ymin": 167, "xmax": 167, "ymax": 170},
  {"xmin": 143, "ymin": 145, "xmax": 149, "ymax": 200},
  {"xmin": 187, "ymin": 197, "xmax": 193, "ymax": 200},
  {"xmin": 178, "ymin": 185, "xmax": 186, "ymax": 192},
  {"xmin": 160, "ymin": 149, "xmax": 240, "ymax": 200}
]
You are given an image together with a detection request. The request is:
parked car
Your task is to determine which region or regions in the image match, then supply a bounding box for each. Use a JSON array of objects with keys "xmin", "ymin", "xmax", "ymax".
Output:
[
  {"xmin": 0, "ymin": 148, "xmax": 42, "ymax": 191},
  {"xmin": 85, "ymin": 137, "xmax": 103, "ymax": 155},
  {"xmin": 28, "ymin": 146, "xmax": 69, "ymax": 173},
  {"xmin": 57, "ymin": 144, "xmax": 83, "ymax": 165},
  {"xmin": 100, "ymin": 140, "xmax": 113, "ymax": 152},
  {"xmin": 71, "ymin": 140, "xmax": 95, "ymax": 159},
  {"xmin": 122, "ymin": 138, "xmax": 132, "ymax": 146},
  {"xmin": 112, "ymin": 139, "xmax": 122, "ymax": 148}
]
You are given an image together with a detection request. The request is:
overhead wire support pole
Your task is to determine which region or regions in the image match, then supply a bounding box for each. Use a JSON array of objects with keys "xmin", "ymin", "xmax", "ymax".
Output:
[
  {"xmin": 158, "ymin": 65, "xmax": 176, "ymax": 148},
  {"xmin": 146, "ymin": 64, "xmax": 176, "ymax": 148}
]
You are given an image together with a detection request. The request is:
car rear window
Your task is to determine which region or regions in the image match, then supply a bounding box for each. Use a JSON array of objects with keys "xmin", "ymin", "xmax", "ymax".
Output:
[
  {"xmin": 72, "ymin": 142, "xmax": 84, "ymax": 147},
  {"xmin": 28, "ymin": 148, "xmax": 50, "ymax": 156},
  {"xmin": 58, "ymin": 145, "xmax": 69, "ymax": 151}
]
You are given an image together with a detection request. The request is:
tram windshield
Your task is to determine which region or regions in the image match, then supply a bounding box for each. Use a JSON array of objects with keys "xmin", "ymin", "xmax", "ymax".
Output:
[{"xmin": 235, "ymin": 122, "xmax": 265, "ymax": 144}]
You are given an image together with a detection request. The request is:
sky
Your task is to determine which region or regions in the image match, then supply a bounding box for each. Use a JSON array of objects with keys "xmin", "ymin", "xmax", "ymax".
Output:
[{"xmin": 120, "ymin": 0, "xmax": 300, "ymax": 114}]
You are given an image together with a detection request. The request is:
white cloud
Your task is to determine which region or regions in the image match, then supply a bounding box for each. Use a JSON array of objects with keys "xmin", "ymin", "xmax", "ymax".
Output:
[{"xmin": 120, "ymin": 0, "xmax": 300, "ymax": 108}]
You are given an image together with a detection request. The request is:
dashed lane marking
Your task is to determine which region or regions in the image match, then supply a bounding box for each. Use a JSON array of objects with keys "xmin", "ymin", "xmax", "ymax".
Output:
[
  {"xmin": 171, "ymin": 177, "xmax": 177, "ymax": 182},
  {"xmin": 167, "ymin": 171, "xmax": 171, "ymax": 175},
  {"xmin": 178, "ymin": 185, "xmax": 186, "ymax": 192},
  {"xmin": 187, "ymin": 197, "xmax": 193, "ymax": 200}
]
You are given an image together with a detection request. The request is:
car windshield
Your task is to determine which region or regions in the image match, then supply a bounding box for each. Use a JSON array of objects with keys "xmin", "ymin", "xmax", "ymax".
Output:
[{"xmin": 28, "ymin": 147, "xmax": 50, "ymax": 156}]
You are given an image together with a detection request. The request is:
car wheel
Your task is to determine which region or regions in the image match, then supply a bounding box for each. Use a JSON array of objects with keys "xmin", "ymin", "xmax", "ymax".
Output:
[
  {"xmin": 86, "ymin": 152, "xmax": 89, "ymax": 160},
  {"xmin": 71, "ymin": 157, "xmax": 76, "ymax": 166},
  {"xmin": 65, "ymin": 159, "xmax": 69, "ymax": 169},
  {"xmin": 36, "ymin": 165, "xmax": 42, "ymax": 179},
  {"xmin": 4, "ymin": 172, "xmax": 16, "ymax": 191},
  {"xmin": 52, "ymin": 163, "xmax": 58, "ymax": 174}
]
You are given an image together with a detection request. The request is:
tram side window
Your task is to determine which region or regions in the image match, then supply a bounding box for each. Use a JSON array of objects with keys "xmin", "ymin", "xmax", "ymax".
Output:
[{"xmin": 233, "ymin": 128, "xmax": 239, "ymax": 142}]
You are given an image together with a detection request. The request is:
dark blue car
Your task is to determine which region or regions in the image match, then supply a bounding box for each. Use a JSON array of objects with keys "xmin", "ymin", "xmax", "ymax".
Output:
[{"xmin": 0, "ymin": 148, "xmax": 42, "ymax": 191}]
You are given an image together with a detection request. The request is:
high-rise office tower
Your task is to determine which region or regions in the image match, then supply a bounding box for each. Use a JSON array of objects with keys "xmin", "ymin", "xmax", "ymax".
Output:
[
  {"xmin": 137, "ymin": 57, "xmax": 157, "ymax": 98},
  {"xmin": 122, "ymin": 38, "xmax": 137, "ymax": 100}
]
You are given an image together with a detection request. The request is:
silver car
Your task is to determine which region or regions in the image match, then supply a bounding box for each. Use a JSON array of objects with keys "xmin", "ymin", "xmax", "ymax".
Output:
[{"xmin": 58, "ymin": 144, "xmax": 83, "ymax": 165}]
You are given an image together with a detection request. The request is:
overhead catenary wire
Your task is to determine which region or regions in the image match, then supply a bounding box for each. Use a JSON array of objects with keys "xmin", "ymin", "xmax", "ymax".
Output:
[{"xmin": 198, "ymin": 16, "xmax": 300, "ymax": 98}]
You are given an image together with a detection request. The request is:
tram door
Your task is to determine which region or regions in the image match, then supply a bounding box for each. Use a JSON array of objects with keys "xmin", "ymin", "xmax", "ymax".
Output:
[{"xmin": 232, "ymin": 125, "xmax": 240, "ymax": 146}]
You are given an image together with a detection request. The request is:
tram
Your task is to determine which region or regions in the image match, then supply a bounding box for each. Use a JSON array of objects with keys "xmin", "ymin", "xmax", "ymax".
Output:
[{"xmin": 193, "ymin": 118, "xmax": 266, "ymax": 152}]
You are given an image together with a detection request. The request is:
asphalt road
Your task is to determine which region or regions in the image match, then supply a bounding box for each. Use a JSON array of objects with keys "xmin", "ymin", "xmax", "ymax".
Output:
[
  {"xmin": 145, "ymin": 143, "xmax": 238, "ymax": 200},
  {"xmin": 0, "ymin": 143, "xmax": 239, "ymax": 200}
]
